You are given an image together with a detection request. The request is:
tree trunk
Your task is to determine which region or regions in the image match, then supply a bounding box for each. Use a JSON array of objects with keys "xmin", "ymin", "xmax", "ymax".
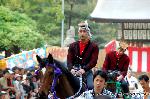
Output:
[
  {"xmin": 4, "ymin": 45, "xmax": 20, "ymax": 58},
  {"xmin": 5, "ymin": 50, "xmax": 11, "ymax": 58},
  {"xmin": 12, "ymin": 45, "xmax": 21, "ymax": 54},
  {"xmin": 68, "ymin": 4, "xmax": 73, "ymax": 29}
]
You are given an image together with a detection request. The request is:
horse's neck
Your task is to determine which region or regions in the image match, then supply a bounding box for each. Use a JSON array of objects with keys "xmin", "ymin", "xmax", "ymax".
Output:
[
  {"xmin": 56, "ymin": 75, "xmax": 74, "ymax": 98},
  {"xmin": 39, "ymin": 70, "xmax": 51, "ymax": 95},
  {"xmin": 39, "ymin": 73, "xmax": 75, "ymax": 98},
  {"xmin": 39, "ymin": 71, "xmax": 44, "ymax": 81}
]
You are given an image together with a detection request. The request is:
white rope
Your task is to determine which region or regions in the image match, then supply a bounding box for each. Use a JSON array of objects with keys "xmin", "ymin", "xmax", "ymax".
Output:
[{"xmin": 67, "ymin": 76, "xmax": 83, "ymax": 99}]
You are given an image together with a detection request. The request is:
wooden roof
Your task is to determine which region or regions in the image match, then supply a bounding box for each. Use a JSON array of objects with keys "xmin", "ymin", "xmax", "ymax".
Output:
[{"xmin": 90, "ymin": 0, "xmax": 150, "ymax": 22}]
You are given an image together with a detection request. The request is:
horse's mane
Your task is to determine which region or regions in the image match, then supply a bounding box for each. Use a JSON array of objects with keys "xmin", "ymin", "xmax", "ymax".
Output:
[{"xmin": 53, "ymin": 59, "xmax": 80, "ymax": 93}]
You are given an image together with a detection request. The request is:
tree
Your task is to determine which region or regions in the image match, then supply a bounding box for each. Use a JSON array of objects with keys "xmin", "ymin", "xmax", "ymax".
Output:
[
  {"xmin": 0, "ymin": 0, "xmax": 118, "ymax": 48},
  {"xmin": 65, "ymin": 0, "xmax": 89, "ymax": 29},
  {"xmin": 22, "ymin": 0, "xmax": 63, "ymax": 46},
  {"xmin": 0, "ymin": 0, "xmax": 64, "ymax": 46},
  {"xmin": 0, "ymin": 6, "xmax": 44, "ymax": 57}
]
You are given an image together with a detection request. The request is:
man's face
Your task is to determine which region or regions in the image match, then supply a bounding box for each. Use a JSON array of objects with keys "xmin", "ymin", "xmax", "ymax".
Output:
[
  {"xmin": 3, "ymin": 73, "xmax": 9, "ymax": 78},
  {"xmin": 9, "ymin": 73, "xmax": 15, "ymax": 79},
  {"xmin": 78, "ymin": 29, "xmax": 89, "ymax": 41},
  {"xmin": 94, "ymin": 75, "xmax": 106, "ymax": 92},
  {"xmin": 15, "ymin": 69, "xmax": 20, "ymax": 74},
  {"xmin": 117, "ymin": 47, "xmax": 126, "ymax": 55},
  {"xmin": 139, "ymin": 79, "xmax": 149, "ymax": 89},
  {"xmin": 16, "ymin": 76, "xmax": 22, "ymax": 81},
  {"xmin": 21, "ymin": 69, "xmax": 25, "ymax": 74}
]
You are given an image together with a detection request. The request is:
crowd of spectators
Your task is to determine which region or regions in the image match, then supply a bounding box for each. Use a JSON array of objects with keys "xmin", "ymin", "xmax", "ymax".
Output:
[
  {"xmin": 0, "ymin": 66, "xmax": 40, "ymax": 99},
  {"xmin": 0, "ymin": 66, "xmax": 150, "ymax": 99}
]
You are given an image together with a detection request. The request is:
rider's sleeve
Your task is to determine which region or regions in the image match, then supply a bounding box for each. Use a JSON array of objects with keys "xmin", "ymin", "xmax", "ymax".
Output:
[
  {"xmin": 82, "ymin": 44, "xmax": 99, "ymax": 72},
  {"xmin": 102, "ymin": 52, "xmax": 110, "ymax": 71},
  {"xmin": 67, "ymin": 43, "xmax": 75, "ymax": 71},
  {"xmin": 120, "ymin": 56, "xmax": 130, "ymax": 77}
]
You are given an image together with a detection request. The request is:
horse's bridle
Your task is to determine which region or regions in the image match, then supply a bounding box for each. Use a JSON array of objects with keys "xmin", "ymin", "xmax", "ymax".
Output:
[
  {"xmin": 35, "ymin": 63, "xmax": 83, "ymax": 99},
  {"xmin": 35, "ymin": 63, "xmax": 62, "ymax": 99},
  {"xmin": 46, "ymin": 63, "xmax": 62, "ymax": 99}
]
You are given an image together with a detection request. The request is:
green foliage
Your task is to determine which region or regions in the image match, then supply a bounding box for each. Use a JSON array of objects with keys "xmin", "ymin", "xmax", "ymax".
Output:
[
  {"xmin": 0, "ymin": 0, "xmax": 118, "ymax": 50},
  {"xmin": 0, "ymin": 6, "xmax": 44, "ymax": 53},
  {"xmin": 22, "ymin": 0, "xmax": 63, "ymax": 33},
  {"xmin": 21, "ymin": 0, "xmax": 63, "ymax": 46},
  {"xmin": 0, "ymin": 0, "xmax": 63, "ymax": 46}
]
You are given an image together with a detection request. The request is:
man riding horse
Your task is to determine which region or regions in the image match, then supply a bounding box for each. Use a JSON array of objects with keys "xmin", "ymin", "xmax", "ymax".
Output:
[
  {"xmin": 102, "ymin": 41, "xmax": 130, "ymax": 94},
  {"xmin": 67, "ymin": 20, "xmax": 99, "ymax": 90}
]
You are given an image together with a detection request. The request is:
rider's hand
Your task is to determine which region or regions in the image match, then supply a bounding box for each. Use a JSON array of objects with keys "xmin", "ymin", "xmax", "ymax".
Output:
[
  {"xmin": 78, "ymin": 69, "xmax": 85, "ymax": 75},
  {"xmin": 74, "ymin": 69, "xmax": 85, "ymax": 76},
  {"xmin": 76, "ymin": 71, "xmax": 82, "ymax": 76},
  {"xmin": 71, "ymin": 69, "xmax": 76, "ymax": 75},
  {"xmin": 117, "ymin": 75, "xmax": 123, "ymax": 81},
  {"xmin": 92, "ymin": 67, "xmax": 98, "ymax": 74}
]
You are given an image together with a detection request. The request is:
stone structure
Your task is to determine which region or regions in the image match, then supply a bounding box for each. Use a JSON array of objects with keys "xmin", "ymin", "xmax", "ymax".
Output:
[{"xmin": 64, "ymin": 26, "xmax": 76, "ymax": 47}]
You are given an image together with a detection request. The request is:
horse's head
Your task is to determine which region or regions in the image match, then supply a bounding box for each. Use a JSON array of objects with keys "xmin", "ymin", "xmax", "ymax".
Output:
[
  {"xmin": 36, "ymin": 53, "xmax": 81, "ymax": 99},
  {"xmin": 107, "ymin": 70, "xmax": 120, "ymax": 82},
  {"xmin": 36, "ymin": 53, "xmax": 54, "ymax": 68},
  {"xmin": 36, "ymin": 53, "xmax": 56, "ymax": 97},
  {"xmin": 106, "ymin": 70, "xmax": 121, "ymax": 93},
  {"xmin": 36, "ymin": 53, "xmax": 55, "ymax": 75}
]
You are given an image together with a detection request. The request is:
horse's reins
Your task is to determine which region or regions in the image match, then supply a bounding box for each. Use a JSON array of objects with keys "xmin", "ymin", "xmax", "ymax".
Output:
[
  {"xmin": 67, "ymin": 76, "xmax": 83, "ymax": 99},
  {"xmin": 35, "ymin": 63, "xmax": 83, "ymax": 99},
  {"xmin": 47, "ymin": 63, "xmax": 83, "ymax": 99},
  {"xmin": 46, "ymin": 63, "xmax": 62, "ymax": 99}
]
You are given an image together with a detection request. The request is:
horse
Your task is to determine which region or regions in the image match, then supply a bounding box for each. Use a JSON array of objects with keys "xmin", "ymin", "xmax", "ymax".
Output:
[
  {"xmin": 106, "ymin": 70, "xmax": 121, "ymax": 93},
  {"xmin": 106, "ymin": 70, "xmax": 130, "ymax": 98},
  {"xmin": 35, "ymin": 53, "xmax": 84, "ymax": 99}
]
